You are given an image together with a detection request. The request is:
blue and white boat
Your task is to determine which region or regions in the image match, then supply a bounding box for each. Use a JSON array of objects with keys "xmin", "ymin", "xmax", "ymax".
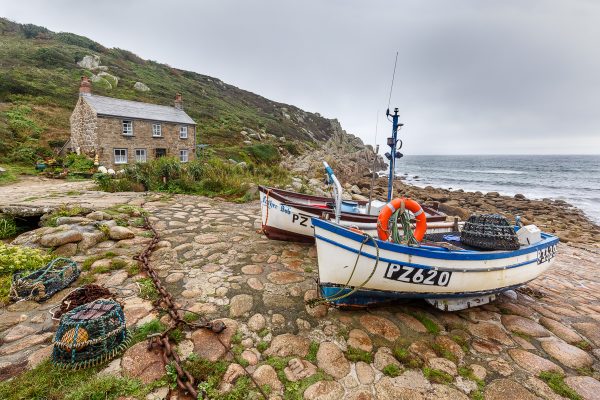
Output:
[
  {"xmin": 313, "ymin": 212, "xmax": 559, "ymax": 311},
  {"xmin": 311, "ymin": 107, "xmax": 559, "ymax": 311}
]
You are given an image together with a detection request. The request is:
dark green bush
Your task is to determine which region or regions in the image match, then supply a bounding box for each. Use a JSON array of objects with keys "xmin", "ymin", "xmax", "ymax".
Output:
[
  {"xmin": 33, "ymin": 47, "xmax": 72, "ymax": 68},
  {"xmin": 9, "ymin": 144, "xmax": 52, "ymax": 163},
  {"xmin": 55, "ymin": 32, "xmax": 105, "ymax": 52},
  {"xmin": 64, "ymin": 153, "xmax": 95, "ymax": 171},
  {"xmin": 245, "ymin": 144, "xmax": 280, "ymax": 163},
  {"xmin": 21, "ymin": 23, "xmax": 51, "ymax": 39}
]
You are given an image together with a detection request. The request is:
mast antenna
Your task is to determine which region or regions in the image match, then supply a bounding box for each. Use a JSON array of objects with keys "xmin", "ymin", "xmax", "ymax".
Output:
[{"xmin": 387, "ymin": 51, "xmax": 399, "ymax": 112}]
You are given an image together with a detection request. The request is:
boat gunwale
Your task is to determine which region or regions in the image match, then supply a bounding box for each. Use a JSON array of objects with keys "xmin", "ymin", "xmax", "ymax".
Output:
[
  {"xmin": 313, "ymin": 217, "xmax": 559, "ymax": 261},
  {"xmin": 259, "ymin": 185, "xmax": 447, "ymax": 223}
]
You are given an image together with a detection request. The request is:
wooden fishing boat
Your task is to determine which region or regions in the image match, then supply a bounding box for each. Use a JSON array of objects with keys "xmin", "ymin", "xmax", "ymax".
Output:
[
  {"xmin": 313, "ymin": 218, "xmax": 559, "ymax": 310},
  {"xmin": 259, "ymin": 185, "xmax": 453, "ymax": 242}
]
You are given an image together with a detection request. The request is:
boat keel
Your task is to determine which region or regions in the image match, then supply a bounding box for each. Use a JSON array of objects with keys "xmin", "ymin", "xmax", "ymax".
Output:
[{"xmin": 425, "ymin": 294, "xmax": 497, "ymax": 311}]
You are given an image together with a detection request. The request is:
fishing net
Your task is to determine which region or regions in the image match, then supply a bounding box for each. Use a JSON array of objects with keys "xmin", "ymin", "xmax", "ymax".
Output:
[
  {"xmin": 52, "ymin": 299, "xmax": 130, "ymax": 369},
  {"xmin": 51, "ymin": 284, "xmax": 115, "ymax": 320},
  {"xmin": 10, "ymin": 257, "xmax": 80, "ymax": 302},
  {"xmin": 460, "ymin": 214, "xmax": 520, "ymax": 251}
]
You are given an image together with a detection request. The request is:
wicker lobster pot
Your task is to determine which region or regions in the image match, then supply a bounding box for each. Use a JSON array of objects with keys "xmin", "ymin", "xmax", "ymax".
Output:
[
  {"xmin": 52, "ymin": 299, "xmax": 130, "ymax": 369},
  {"xmin": 460, "ymin": 214, "xmax": 520, "ymax": 251},
  {"xmin": 11, "ymin": 258, "xmax": 79, "ymax": 302}
]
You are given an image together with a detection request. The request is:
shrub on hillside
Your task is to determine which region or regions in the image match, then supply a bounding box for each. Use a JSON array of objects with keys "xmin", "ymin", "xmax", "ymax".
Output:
[
  {"xmin": 21, "ymin": 23, "xmax": 52, "ymax": 39},
  {"xmin": 245, "ymin": 144, "xmax": 280, "ymax": 163},
  {"xmin": 33, "ymin": 47, "xmax": 72, "ymax": 68},
  {"xmin": 55, "ymin": 32, "xmax": 106, "ymax": 52}
]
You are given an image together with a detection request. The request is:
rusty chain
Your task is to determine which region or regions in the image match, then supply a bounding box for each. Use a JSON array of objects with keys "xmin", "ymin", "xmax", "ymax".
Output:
[{"xmin": 135, "ymin": 215, "xmax": 267, "ymax": 399}]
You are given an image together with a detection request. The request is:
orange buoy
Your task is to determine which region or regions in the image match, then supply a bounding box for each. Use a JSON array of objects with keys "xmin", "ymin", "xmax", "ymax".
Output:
[{"xmin": 377, "ymin": 198, "xmax": 427, "ymax": 242}]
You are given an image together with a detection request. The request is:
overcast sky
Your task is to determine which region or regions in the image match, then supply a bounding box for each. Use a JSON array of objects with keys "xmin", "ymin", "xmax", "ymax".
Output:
[{"xmin": 2, "ymin": 0, "xmax": 599, "ymax": 154}]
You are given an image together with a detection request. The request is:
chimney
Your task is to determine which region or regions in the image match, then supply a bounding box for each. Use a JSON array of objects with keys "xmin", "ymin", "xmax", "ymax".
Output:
[
  {"xmin": 79, "ymin": 76, "xmax": 91, "ymax": 96},
  {"xmin": 174, "ymin": 93, "xmax": 183, "ymax": 110}
]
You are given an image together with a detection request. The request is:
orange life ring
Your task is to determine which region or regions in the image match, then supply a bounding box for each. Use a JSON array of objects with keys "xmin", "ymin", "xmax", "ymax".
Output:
[{"xmin": 377, "ymin": 198, "xmax": 427, "ymax": 242}]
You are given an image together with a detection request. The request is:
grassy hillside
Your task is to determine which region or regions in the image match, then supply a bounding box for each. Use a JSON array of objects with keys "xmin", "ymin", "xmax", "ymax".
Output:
[{"xmin": 0, "ymin": 18, "xmax": 337, "ymax": 163}]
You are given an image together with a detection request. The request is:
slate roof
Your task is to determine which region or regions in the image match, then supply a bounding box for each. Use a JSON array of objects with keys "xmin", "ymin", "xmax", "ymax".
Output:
[{"xmin": 83, "ymin": 94, "xmax": 196, "ymax": 125}]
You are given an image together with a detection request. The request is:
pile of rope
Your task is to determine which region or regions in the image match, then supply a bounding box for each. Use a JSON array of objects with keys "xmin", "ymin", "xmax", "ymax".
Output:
[
  {"xmin": 51, "ymin": 284, "xmax": 114, "ymax": 320},
  {"xmin": 389, "ymin": 209, "xmax": 419, "ymax": 246}
]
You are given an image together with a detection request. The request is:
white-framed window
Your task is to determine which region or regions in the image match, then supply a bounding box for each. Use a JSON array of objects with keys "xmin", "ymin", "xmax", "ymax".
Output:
[
  {"xmin": 179, "ymin": 149, "xmax": 189, "ymax": 162},
  {"xmin": 122, "ymin": 120, "xmax": 133, "ymax": 136},
  {"xmin": 152, "ymin": 123, "xmax": 162, "ymax": 137},
  {"xmin": 179, "ymin": 126, "xmax": 188, "ymax": 139},
  {"xmin": 114, "ymin": 148, "xmax": 128, "ymax": 164},
  {"xmin": 135, "ymin": 149, "xmax": 147, "ymax": 163}
]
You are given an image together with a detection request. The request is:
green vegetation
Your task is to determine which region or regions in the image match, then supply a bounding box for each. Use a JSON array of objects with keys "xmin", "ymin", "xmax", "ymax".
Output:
[
  {"xmin": 422, "ymin": 367, "xmax": 453, "ymax": 384},
  {"xmin": 41, "ymin": 204, "xmax": 86, "ymax": 227},
  {"xmin": 81, "ymin": 252, "xmax": 118, "ymax": 270},
  {"xmin": 539, "ymin": 371, "xmax": 582, "ymax": 400},
  {"xmin": 0, "ymin": 360, "xmax": 159, "ymax": 400},
  {"xmin": 257, "ymin": 340, "xmax": 269, "ymax": 353},
  {"xmin": 382, "ymin": 364, "xmax": 402, "ymax": 377},
  {"xmin": 183, "ymin": 311, "xmax": 200, "ymax": 323},
  {"xmin": 458, "ymin": 366, "xmax": 485, "ymax": 393},
  {"xmin": 137, "ymin": 277, "xmax": 159, "ymax": 301},
  {"xmin": 263, "ymin": 356, "xmax": 332, "ymax": 400},
  {"xmin": 306, "ymin": 341, "xmax": 319, "ymax": 363},
  {"xmin": 63, "ymin": 153, "xmax": 95, "ymax": 171},
  {"xmin": 575, "ymin": 340, "xmax": 591, "ymax": 351},
  {"xmin": 0, "ymin": 163, "xmax": 37, "ymax": 186},
  {"xmin": 345, "ymin": 346, "xmax": 373, "ymax": 363},
  {"xmin": 432, "ymin": 343, "xmax": 457, "ymax": 363},
  {"xmin": 451, "ymin": 334, "xmax": 469, "ymax": 353},
  {"xmin": 130, "ymin": 319, "xmax": 165, "ymax": 344},
  {"xmin": 408, "ymin": 311, "xmax": 440, "ymax": 335},
  {"xmin": 393, "ymin": 344, "xmax": 422, "ymax": 368},
  {"xmin": 257, "ymin": 328, "xmax": 270, "ymax": 338},
  {"xmin": 95, "ymin": 156, "xmax": 290, "ymax": 201},
  {"xmin": 0, "ymin": 215, "xmax": 17, "ymax": 239},
  {"xmin": 0, "ymin": 242, "xmax": 52, "ymax": 303},
  {"xmin": 186, "ymin": 356, "xmax": 254, "ymax": 400}
]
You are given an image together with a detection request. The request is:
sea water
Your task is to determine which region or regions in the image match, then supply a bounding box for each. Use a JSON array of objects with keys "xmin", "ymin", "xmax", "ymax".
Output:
[{"xmin": 394, "ymin": 155, "xmax": 600, "ymax": 224}]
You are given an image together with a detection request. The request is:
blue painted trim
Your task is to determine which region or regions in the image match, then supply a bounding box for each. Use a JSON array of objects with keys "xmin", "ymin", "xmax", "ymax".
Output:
[
  {"xmin": 319, "ymin": 281, "xmax": 527, "ymax": 305},
  {"xmin": 315, "ymin": 233, "xmax": 538, "ymax": 272},
  {"xmin": 312, "ymin": 218, "xmax": 559, "ymax": 261}
]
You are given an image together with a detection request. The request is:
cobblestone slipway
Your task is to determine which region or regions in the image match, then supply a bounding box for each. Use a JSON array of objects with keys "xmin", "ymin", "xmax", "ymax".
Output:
[{"xmin": 1, "ymin": 185, "xmax": 599, "ymax": 399}]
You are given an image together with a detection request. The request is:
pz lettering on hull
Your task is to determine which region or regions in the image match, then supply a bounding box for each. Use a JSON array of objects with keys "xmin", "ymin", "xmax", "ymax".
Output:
[
  {"xmin": 384, "ymin": 263, "xmax": 452, "ymax": 287},
  {"xmin": 291, "ymin": 213, "xmax": 311, "ymax": 227}
]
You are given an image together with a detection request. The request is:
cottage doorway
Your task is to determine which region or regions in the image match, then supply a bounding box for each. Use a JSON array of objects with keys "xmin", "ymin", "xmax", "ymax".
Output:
[{"xmin": 155, "ymin": 148, "xmax": 167, "ymax": 158}]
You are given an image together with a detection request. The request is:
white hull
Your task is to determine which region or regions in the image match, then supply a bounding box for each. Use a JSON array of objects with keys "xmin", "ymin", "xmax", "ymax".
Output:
[
  {"xmin": 313, "ymin": 218, "xmax": 559, "ymax": 307},
  {"xmin": 260, "ymin": 191, "xmax": 457, "ymax": 241}
]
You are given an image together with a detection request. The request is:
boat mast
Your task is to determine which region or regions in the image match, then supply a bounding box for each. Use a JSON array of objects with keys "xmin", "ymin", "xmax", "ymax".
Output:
[
  {"xmin": 386, "ymin": 107, "xmax": 403, "ymax": 201},
  {"xmin": 385, "ymin": 52, "xmax": 403, "ymax": 201}
]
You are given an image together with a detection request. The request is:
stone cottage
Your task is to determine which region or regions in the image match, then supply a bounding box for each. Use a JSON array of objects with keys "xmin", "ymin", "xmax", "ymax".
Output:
[{"xmin": 70, "ymin": 76, "xmax": 196, "ymax": 168}]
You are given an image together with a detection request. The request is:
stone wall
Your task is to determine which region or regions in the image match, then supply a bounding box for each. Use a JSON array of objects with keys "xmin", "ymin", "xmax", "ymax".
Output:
[
  {"xmin": 69, "ymin": 96, "xmax": 98, "ymax": 156},
  {"xmin": 95, "ymin": 117, "xmax": 196, "ymax": 167}
]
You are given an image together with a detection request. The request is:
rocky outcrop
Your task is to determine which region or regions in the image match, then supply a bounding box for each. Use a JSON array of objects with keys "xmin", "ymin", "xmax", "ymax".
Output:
[
  {"xmin": 134, "ymin": 81, "xmax": 150, "ymax": 91},
  {"xmin": 284, "ymin": 119, "xmax": 386, "ymax": 184}
]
